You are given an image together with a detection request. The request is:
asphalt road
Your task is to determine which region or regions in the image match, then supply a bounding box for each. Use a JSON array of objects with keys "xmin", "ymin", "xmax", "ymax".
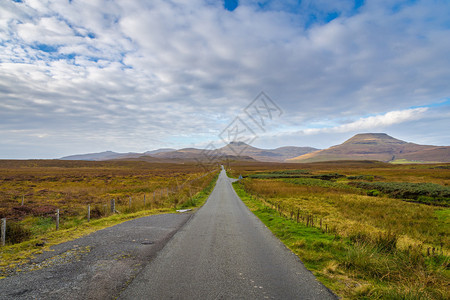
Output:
[
  {"xmin": 119, "ymin": 168, "xmax": 336, "ymax": 299},
  {"xmin": 0, "ymin": 213, "xmax": 192, "ymax": 299}
]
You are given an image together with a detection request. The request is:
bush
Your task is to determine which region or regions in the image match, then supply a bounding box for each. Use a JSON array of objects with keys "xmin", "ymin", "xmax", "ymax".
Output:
[
  {"xmin": 5, "ymin": 221, "xmax": 32, "ymax": 244},
  {"xmin": 348, "ymin": 175, "xmax": 374, "ymax": 181},
  {"xmin": 350, "ymin": 181, "xmax": 450, "ymax": 206},
  {"xmin": 90, "ymin": 205, "xmax": 106, "ymax": 219},
  {"xmin": 367, "ymin": 189, "xmax": 380, "ymax": 197},
  {"xmin": 310, "ymin": 173, "xmax": 346, "ymax": 180}
]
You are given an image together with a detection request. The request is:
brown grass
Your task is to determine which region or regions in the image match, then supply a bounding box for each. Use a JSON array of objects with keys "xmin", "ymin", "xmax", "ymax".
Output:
[{"xmin": 0, "ymin": 160, "xmax": 215, "ymax": 221}]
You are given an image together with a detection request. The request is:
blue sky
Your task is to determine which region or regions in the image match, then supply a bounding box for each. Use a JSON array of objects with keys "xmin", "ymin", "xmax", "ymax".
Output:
[{"xmin": 0, "ymin": 0, "xmax": 449, "ymax": 158}]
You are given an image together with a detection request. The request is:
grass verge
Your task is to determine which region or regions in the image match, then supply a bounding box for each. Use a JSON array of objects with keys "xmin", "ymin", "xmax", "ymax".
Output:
[{"xmin": 233, "ymin": 181, "xmax": 449, "ymax": 299}]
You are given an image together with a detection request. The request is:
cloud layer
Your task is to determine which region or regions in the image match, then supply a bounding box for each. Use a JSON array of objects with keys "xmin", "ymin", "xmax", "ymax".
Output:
[{"xmin": 0, "ymin": 0, "xmax": 449, "ymax": 158}]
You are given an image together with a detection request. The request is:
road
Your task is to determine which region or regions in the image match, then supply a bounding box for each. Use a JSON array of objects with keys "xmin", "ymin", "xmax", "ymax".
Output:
[
  {"xmin": 119, "ymin": 168, "xmax": 336, "ymax": 299},
  {"xmin": 0, "ymin": 213, "xmax": 192, "ymax": 299}
]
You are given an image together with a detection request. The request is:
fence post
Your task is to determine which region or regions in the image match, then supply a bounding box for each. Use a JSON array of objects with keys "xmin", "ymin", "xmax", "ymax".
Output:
[
  {"xmin": 153, "ymin": 191, "xmax": 155, "ymax": 203},
  {"xmin": 56, "ymin": 209, "xmax": 60, "ymax": 231},
  {"xmin": 1, "ymin": 218, "xmax": 6, "ymax": 246},
  {"xmin": 144, "ymin": 194, "xmax": 146, "ymax": 207},
  {"xmin": 129, "ymin": 196, "xmax": 132, "ymax": 210},
  {"xmin": 111, "ymin": 199, "xmax": 115, "ymax": 213},
  {"xmin": 21, "ymin": 195, "xmax": 24, "ymax": 206},
  {"xmin": 296, "ymin": 209, "xmax": 299, "ymax": 223},
  {"xmin": 87, "ymin": 204, "xmax": 90, "ymax": 222}
]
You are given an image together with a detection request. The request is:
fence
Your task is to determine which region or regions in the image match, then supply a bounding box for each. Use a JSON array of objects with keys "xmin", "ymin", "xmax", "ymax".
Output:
[
  {"xmin": 249, "ymin": 193, "xmax": 444, "ymax": 257},
  {"xmin": 256, "ymin": 195, "xmax": 335, "ymax": 235},
  {"xmin": 1, "ymin": 169, "xmax": 218, "ymax": 247}
]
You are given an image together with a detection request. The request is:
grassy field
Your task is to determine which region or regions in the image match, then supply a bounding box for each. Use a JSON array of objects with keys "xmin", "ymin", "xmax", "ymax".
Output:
[
  {"xmin": 0, "ymin": 160, "xmax": 219, "ymax": 276},
  {"xmin": 229, "ymin": 161, "xmax": 449, "ymax": 299}
]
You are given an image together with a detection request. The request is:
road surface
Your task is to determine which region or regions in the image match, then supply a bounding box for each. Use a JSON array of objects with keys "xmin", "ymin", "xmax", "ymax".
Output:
[
  {"xmin": 119, "ymin": 168, "xmax": 336, "ymax": 299},
  {"xmin": 0, "ymin": 213, "xmax": 192, "ymax": 299}
]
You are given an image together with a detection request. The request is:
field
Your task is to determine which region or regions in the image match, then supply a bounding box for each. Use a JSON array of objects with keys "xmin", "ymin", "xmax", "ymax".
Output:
[
  {"xmin": 228, "ymin": 161, "xmax": 449, "ymax": 299},
  {"xmin": 0, "ymin": 160, "xmax": 219, "ymax": 273},
  {"xmin": 0, "ymin": 160, "xmax": 218, "ymax": 219}
]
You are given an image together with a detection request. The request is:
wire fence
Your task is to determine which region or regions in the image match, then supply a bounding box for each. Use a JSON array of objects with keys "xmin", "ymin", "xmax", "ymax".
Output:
[{"xmin": 1, "ymin": 169, "xmax": 218, "ymax": 247}]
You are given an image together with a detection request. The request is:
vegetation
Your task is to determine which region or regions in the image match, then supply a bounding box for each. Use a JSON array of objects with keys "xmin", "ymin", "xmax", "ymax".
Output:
[
  {"xmin": 0, "ymin": 160, "xmax": 219, "ymax": 276},
  {"xmin": 229, "ymin": 161, "xmax": 449, "ymax": 299},
  {"xmin": 349, "ymin": 181, "xmax": 450, "ymax": 206}
]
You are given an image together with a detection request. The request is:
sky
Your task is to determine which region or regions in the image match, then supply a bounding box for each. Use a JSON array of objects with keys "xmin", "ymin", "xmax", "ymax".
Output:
[{"xmin": 0, "ymin": 0, "xmax": 449, "ymax": 159}]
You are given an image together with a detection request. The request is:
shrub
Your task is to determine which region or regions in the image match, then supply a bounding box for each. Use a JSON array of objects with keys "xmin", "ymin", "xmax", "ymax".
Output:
[
  {"xmin": 350, "ymin": 181, "xmax": 450, "ymax": 206},
  {"xmin": 367, "ymin": 189, "xmax": 380, "ymax": 197},
  {"xmin": 5, "ymin": 221, "xmax": 32, "ymax": 244},
  {"xmin": 90, "ymin": 205, "xmax": 106, "ymax": 219}
]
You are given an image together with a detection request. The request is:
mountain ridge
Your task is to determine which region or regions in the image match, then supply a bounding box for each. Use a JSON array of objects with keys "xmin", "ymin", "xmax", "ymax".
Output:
[{"xmin": 60, "ymin": 133, "xmax": 450, "ymax": 163}]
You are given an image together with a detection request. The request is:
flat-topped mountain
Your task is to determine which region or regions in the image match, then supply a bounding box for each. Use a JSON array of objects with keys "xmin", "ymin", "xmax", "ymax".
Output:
[{"xmin": 288, "ymin": 133, "xmax": 450, "ymax": 163}]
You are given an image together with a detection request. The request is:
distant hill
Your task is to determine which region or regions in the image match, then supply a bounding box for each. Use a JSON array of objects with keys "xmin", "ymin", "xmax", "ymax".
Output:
[
  {"xmin": 60, "ymin": 133, "xmax": 449, "ymax": 163},
  {"xmin": 287, "ymin": 133, "xmax": 450, "ymax": 163},
  {"xmin": 61, "ymin": 151, "xmax": 126, "ymax": 161},
  {"xmin": 144, "ymin": 148, "xmax": 176, "ymax": 155},
  {"xmin": 61, "ymin": 148, "xmax": 175, "ymax": 161},
  {"xmin": 218, "ymin": 142, "xmax": 318, "ymax": 162},
  {"xmin": 61, "ymin": 144, "xmax": 317, "ymax": 162}
]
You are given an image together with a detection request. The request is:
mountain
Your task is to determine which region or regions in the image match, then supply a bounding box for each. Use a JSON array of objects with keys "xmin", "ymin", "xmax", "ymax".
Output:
[
  {"xmin": 60, "ymin": 151, "xmax": 126, "ymax": 161},
  {"xmin": 144, "ymin": 148, "xmax": 176, "ymax": 155},
  {"xmin": 148, "ymin": 147, "xmax": 254, "ymax": 162},
  {"xmin": 61, "ymin": 149, "xmax": 175, "ymax": 161},
  {"xmin": 60, "ymin": 134, "xmax": 448, "ymax": 163},
  {"xmin": 218, "ymin": 142, "xmax": 318, "ymax": 162},
  {"xmin": 60, "ymin": 144, "xmax": 317, "ymax": 163},
  {"xmin": 287, "ymin": 133, "xmax": 450, "ymax": 163}
]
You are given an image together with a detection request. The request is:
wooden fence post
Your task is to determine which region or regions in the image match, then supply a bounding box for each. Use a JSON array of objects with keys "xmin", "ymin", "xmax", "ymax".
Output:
[
  {"xmin": 129, "ymin": 196, "xmax": 132, "ymax": 210},
  {"xmin": 144, "ymin": 194, "xmax": 146, "ymax": 207},
  {"xmin": 56, "ymin": 209, "xmax": 60, "ymax": 231},
  {"xmin": 1, "ymin": 218, "xmax": 6, "ymax": 246},
  {"xmin": 111, "ymin": 199, "xmax": 115, "ymax": 213},
  {"xmin": 87, "ymin": 204, "xmax": 90, "ymax": 222},
  {"xmin": 21, "ymin": 195, "xmax": 24, "ymax": 206}
]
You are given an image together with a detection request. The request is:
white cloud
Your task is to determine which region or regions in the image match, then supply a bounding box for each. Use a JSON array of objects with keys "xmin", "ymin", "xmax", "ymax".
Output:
[
  {"xmin": 0, "ymin": 0, "xmax": 449, "ymax": 158},
  {"xmin": 301, "ymin": 107, "xmax": 429, "ymax": 135}
]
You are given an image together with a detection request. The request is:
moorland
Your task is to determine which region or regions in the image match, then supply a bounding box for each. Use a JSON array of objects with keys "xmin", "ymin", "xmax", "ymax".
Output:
[
  {"xmin": 0, "ymin": 159, "xmax": 218, "ymax": 275},
  {"xmin": 228, "ymin": 160, "xmax": 449, "ymax": 299}
]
